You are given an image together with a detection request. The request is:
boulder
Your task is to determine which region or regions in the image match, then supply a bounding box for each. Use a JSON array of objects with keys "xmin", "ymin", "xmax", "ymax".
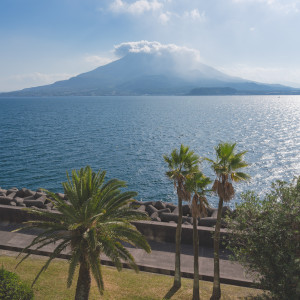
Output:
[
  {"xmin": 166, "ymin": 203, "xmax": 177, "ymax": 212},
  {"xmin": 45, "ymin": 202, "xmax": 54, "ymax": 210},
  {"xmin": 35, "ymin": 192, "xmax": 46, "ymax": 199},
  {"xmin": 150, "ymin": 211, "xmax": 159, "ymax": 219},
  {"xmin": 6, "ymin": 191, "xmax": 17, "ymax": 198},
  {"xmin": 151, "ymin": 216, "xmax": 161, "ymax": 222},
  {"xmin": 157, "ymin": 208, "xmax": 171, "ymax": 217},
  {"xmin": 160, "ymin": 212, "xmax": 192, "ymax": 224},
  {"xmin": 150, "ymin": 212, "xmax": 162, "ymax": 222},
  {"xmin": 206, "ymin": 206, "xmax": 214, "ymax": 217},
  {"xmin": 130, "ymin": 200, "xmax": 144, "ymax": 208},
  {"xmin": 143, "ymin": 201, "xmax": 155, "ymax": 206},
  {"xmin": 145, "ymin": 205, "xmax": 158, "ymax": 216},
  {"xmin": 222, "ymin": 206, "xmax": 233, "ymax": 217},
  {"xmin": 55, "ymin": 193, "xmax": 65, "ymax": 200},
  {"xmin": 0, "ymin": 196, "xmax": 13, "ymax": 205},
  {"xmin": 15, "ymin": 188, "xmax": 26, "ymax": 198},
  {"xmin": 137, "ymin": 205, "xmax": 146, "ymax": 212},
  {"xmin": 211, "ymin": 206, "xmax": 232, "ymax": 218},
  {"xmin": 23, "ymin": 196, "xmax": 46, "ymax": 209},
  {"xmin": 9, "ymin": 201, "xmax": 17, "ymax": 206},
  {"xmin": 172, "ymin": 206, "xmax": 179, "ymax": 215},
  {"xmin": 182, "ymin": 204, "xmax": 191, "ymax": 216},
  {"xmin": 14, "ymin": 197, "xmax": 24, "ymax": 206},
  {"xmin": 37, "ymin": 195, "xmax": 47, "ymax": 203},
  {"xmin": 154, "ymin": 201, "xmax": 166, "ymax": 210},
  {"xmin": 7, "ymin": 188, "xmax": 18, "ymax": 194},
  {"xmin": 183, "ymin": 221, "xmax": 192, "ymax": 226},
  {"xmin": 0, "ymin": 188, "xmax": 7, "ymax": 194},
  {"xmin": 172, "ymin": 204, "xmax": 191, "ymax": 216},
  {"xmin": 23, "ymin": 196, "xmax": 35, "ymax": 201},
  {"xmin": 24, "ymin": 189, "xmax": 36, "ymax": 198}
]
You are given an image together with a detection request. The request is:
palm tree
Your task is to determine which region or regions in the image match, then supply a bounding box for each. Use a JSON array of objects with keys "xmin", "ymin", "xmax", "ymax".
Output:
[
  {"xmin": 163, "ymin": 144, "xmax": 200, "ymax": 288},
  {"xmin": 15, "ymin": 166, "xmax": 151, "ymax": 300},
  {"xmin": 186, "ymin": 171, "xmax": 211, "ymax": 300},
  {"xmin": 206, "ymin": 143, "xmax": 250, "ymax": 300}
]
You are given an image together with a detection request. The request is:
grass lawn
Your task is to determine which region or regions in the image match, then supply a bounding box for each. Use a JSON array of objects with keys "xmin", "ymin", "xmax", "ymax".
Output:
[{"xmin": 0, "ymin": 252, "xmax": 263, "ymax": 300}]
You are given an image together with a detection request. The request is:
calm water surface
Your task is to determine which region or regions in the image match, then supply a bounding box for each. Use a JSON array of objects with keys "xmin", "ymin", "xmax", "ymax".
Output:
[{"xmin": 0, "ymin": 95, "xmax": 299, "ymax": 208}]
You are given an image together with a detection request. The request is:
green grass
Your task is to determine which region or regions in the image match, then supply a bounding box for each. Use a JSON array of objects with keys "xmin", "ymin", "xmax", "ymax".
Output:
[{"xmin": 0, "ymin": 253, "xmax": 263, "ymax": 299}]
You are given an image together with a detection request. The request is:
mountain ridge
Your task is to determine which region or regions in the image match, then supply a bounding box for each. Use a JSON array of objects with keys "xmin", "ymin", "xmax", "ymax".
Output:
[{"xmin": 1, "ymin": 52, "xmax": 299, "ymax": 96}]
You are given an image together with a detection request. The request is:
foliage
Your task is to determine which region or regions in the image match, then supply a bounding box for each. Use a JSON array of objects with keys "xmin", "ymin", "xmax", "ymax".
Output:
[
  {"xmin": 185, "ymin": 171, "xmax": 211, "ymax": 300},
  {"xmin": 206, "ymin": 142, "xmax": 250, "ymax": 300},
  {"xmin": 185, "ymin": 171, "xmax": 211, "ymax": 218},
  {"xmin": 15, "ymin": 166, "xmax": 151, "ymax": 299},
  {"xmin": 163, "ymin": 144, "xmax": 200, "ymax": 288},
  {"xmin": 0, "ymin": 266, "xmax": 34, "ymax": 300},
  {"xmin": 164, "ymin": 144, "xmax": 200, "ymax": 202},
  {"xmin": 207, "ymin": 142, "xmax": 250, "ymax": 202},
  {"xmin": 226, "ymin": 177, "xmax": 300, "ymax": 300}
]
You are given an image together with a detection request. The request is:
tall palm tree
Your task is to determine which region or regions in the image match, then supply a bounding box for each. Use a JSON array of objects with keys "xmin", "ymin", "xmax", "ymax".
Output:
[
  {"xmin": 206, "ymin": 143, "xmax": 250, "ymax": 300},
  {"xmin": 163, "ymin": 144, "xmax": 200, "ymax": 288},
  {"xmin": 186, "ymin": 172, "xmax": 211, "ymax": 300},
  {"xmin": 15, "ymin": 166, "xmax": 151, "ymax": 300}
]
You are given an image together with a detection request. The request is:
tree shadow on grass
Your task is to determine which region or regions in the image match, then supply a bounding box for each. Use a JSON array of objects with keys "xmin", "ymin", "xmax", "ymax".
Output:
[{"xmin": 163, "ymin": 285, "xmax": 181, "ymax": 299}]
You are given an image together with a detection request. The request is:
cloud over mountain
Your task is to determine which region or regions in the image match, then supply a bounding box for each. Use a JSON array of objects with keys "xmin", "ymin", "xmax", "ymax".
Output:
[{"xmin": 114, "ymin": 41, "xmax": 203, "ymax": 75}]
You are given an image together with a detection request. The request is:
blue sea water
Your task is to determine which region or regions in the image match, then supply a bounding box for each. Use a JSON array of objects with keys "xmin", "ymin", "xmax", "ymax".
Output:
[{"xmin": 0, "ymin": 95, "xmax": 299, "ymax": 208}]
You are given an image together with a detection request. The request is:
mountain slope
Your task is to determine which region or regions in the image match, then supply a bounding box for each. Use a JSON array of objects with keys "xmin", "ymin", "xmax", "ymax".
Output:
[{"xmin": 1, "ymin": 52, "xmax": 299, "ymax": 96}]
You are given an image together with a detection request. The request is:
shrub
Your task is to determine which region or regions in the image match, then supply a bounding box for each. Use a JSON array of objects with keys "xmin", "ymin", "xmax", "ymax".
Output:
[
  {"xmin": 226, "ymin": 177, "xmax": 300, "ymax": 300},
  {"xmin": 0, "ymin": 266, "xmax": 34, "ymax": 300}
]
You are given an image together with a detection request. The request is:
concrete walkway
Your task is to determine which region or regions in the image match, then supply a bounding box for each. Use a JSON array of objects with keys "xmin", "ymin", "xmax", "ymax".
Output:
[{"xmin": 0, "ymin": 223, "xmax": 254, "ymax": 287}]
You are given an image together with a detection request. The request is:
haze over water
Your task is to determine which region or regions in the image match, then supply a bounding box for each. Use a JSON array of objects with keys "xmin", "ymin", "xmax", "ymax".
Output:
[{"xmin": 0, "ymin": 95, "xmax": 299, "ymax": 208}]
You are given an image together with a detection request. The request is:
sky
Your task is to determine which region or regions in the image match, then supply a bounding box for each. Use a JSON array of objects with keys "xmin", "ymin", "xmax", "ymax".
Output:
[{"xmin": 1, "ymin": 0, "xmax": 300, "ymax": 92}]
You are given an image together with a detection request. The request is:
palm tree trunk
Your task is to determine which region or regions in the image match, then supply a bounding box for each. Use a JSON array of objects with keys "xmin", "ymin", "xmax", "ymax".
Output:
[
  {"xmin": 210, "ymin": 196, "xmax": 224, "ymax": 300},
  {"xmin": 75, "ymin": 260, "xmax": 91, "ymax": 300},
  {"xmin": 174, "ymin": 196, "xmax": 183, "ymax": 288},
  {"xmin": 193, "ymin": 215, "xmax": 200, "ymax": 300}
]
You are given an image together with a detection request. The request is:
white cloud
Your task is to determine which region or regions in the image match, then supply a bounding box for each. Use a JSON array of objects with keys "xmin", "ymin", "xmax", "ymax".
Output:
[
  {"xmin": 110, "ymin": 0, "xmax": 163, "ymax": 15},
  {"xmin": 113, "ymin": 40, "xmax": 203, "ymax": 76},
  {"xmin": 114, "ymin": 40, "xmax": 201, "ymax": 59},
  {"xmin": 183, "ymin": 9, "xmax": 206, "ymax": 21},
  {"xmin": 84, "ymin": 55, "xmax": 113, "ymax": 67},
  {"xmin": 232, "ymin": 0, "xmax": 300, "ymax": 14},
  {"xmin": 159, "ymin": 11, "xmax": 171, "ymax": 24}
]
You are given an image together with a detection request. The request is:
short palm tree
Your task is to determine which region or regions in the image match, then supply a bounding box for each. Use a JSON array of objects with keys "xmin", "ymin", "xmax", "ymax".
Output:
[
  {"xmin": 163, "ymin": 144, "xmax": 200, "ymax": 288},
  {"xmin": 15, "ymin": 166, "xmax": 151, "ymax": 300},
  {"xmin": 206, "ymin": 143, "xmax": 250, "ymax": 300},
  {"xmin": 186, "ymin": 171, "xmax": 211, "ymax": 300}
]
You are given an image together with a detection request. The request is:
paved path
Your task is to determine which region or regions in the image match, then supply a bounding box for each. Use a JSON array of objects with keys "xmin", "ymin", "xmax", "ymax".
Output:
[{"xmin": 0, "ymin": 223, "xmax": 254, "ymax": 287}]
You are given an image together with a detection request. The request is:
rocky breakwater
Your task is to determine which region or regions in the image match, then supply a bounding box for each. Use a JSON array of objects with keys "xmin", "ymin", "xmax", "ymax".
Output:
[
  {"xmin": 0, "ymin": 187, "xmax": 64, "ymax": 210},
  {"xmin": 0, "ymin": 187, "xmax": 233, "ymax": 228},
  {"xmin": 131, "ymin": 200, "xmax": 233, "ymax": 227}
]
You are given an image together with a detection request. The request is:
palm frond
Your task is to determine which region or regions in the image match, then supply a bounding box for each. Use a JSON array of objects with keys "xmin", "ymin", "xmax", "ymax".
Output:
[
  {"xmin": 89, "ymin": 251, "xmax": 104, "ymax": 294},
  {"xmin": 67, "ymin": 248, "xmax": 81, "ymax": 288}
]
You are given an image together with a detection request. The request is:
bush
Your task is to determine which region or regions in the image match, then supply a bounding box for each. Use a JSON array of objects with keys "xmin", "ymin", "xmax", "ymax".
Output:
[
  {"xmin": 0, "ymin": 266, "xmax": 34, "ymax": 300},
  {"xmin": 226, "ymin": 177, "xmax": 300, "ymax": 300}
]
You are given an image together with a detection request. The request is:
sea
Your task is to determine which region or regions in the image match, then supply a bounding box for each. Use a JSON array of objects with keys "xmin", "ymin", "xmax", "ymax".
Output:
[{"xmin": 0, "ymin": 95, "xmax": 299, "ymax": 208}]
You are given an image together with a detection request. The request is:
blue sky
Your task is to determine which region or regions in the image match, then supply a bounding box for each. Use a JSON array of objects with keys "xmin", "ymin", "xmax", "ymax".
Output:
[{"xmin": 1, "ymin": 0, "xmax": 300, "ymax": 92}]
